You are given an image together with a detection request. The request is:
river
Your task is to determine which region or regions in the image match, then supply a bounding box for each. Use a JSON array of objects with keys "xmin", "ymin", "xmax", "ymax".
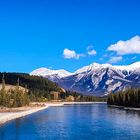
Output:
[{"xmin": 0, "ymin": 103, "xmax": 140, "ymax": 140}]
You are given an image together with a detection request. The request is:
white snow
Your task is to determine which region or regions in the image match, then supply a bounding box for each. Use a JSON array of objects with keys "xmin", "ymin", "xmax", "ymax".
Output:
[
  {"xmin": 75, "ymin": 63, "xmax": 112, "ymax": 74},
  {"xmin": 75, "ymin": 61, "xmax": 140, "ymax": 74},
  {"xmin": 30, "ymin": 68, "xmax": 73, "ymax": 78},
  {"xmin": 114, "ymin": 61, "xmax": 140, "ymax": 71}
]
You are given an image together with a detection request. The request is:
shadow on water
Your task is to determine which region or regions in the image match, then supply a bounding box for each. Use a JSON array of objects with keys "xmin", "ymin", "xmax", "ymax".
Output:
[{"xmin": 107, "ymin": 105, "xmax": 140, "ymax": 118}]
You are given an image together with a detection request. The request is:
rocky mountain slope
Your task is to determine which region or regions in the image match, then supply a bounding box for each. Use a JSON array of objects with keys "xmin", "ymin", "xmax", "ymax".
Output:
[{"xmin": 30, "ymin": 62, "xmax": 140, "ymax": 96}]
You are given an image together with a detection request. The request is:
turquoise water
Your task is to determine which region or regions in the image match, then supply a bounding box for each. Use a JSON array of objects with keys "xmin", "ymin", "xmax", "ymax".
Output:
[{"xmin": 0, "ymin": 103, "xmax": 140, "ymax": 140}]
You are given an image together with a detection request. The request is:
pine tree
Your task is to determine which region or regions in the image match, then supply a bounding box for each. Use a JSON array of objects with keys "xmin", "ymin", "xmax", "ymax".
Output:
[
  {"xmin": 2, "ymin": 74, "xmax": 5, "ymax": 91},
  {"xmin": 0, "ymin": 74, "xmax": 7, "ymax": 106}
]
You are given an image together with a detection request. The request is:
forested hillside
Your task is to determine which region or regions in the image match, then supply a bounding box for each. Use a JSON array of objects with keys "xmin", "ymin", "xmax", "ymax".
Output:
[
  {"xmin": 0, "ymin": 73, "xmax": 62, "ymax": 99},
  {"xmin": 0, "ymin": 73, "xmax": 106, "ymax": 105}
]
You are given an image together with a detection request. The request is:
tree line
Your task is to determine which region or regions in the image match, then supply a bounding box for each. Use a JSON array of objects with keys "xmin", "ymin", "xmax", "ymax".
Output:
[
  {"xmin": 107, "ymin": 88, "xmax": 140, "ymax": 108},
  {"xmin": 60, "ymin": 90, "xmax": 106, "ymax": 102}
]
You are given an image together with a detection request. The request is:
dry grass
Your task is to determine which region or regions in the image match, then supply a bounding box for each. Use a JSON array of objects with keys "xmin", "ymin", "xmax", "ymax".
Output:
[{"xmin": 0, "ymin": 84, "xmax": 27, "ymax": 92}]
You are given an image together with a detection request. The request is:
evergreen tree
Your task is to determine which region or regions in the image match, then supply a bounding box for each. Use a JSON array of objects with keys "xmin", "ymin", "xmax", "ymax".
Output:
[{"xmin": 107, "ymin": 88, "xmax": 140, "ymax": 108}]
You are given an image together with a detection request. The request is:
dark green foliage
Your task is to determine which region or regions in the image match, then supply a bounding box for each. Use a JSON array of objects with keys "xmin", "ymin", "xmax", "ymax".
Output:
[
  {"xmin": 0, "ymin": 78, "xmax": 30, "ymax": 107},
  {"xmin": 10, "ymin": 89, "xmax": 30, "ymax": 107},
  {"xmin": 107, "ymin": 88, "xmax": 140, "ymax": 108},
  {"xmin": 0, "ymin": 72, "xmax": 62, "ymax": 100}
]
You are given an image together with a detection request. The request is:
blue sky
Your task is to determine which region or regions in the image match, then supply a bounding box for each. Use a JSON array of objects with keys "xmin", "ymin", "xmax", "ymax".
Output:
[{"xmin": 0, "ymin": 0, "xmax": 140, "ymax": 73}]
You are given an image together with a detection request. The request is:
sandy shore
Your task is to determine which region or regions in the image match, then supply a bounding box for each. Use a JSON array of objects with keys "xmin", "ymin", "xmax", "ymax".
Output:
[
  {"xmin": 0, "ymin": 102, "xmax": 106, "ymax": 125},
  {"xmin": 0, "ymin": 106, "xmax": 47, "ymax": 125}
]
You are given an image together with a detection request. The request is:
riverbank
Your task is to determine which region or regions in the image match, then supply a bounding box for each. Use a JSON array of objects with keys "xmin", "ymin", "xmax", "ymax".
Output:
[
  {"xmin": 108, "ymin": 105, "xmax": 140, "ymax": 111},
  {"xmin": 47, "ymin": 102, "xmax": 106, "ymax": 106},
  {"xmin": 0, "ymin": 102, "xmax": 106, "ymax": 125},
  {"xmin": 0, "ymin": 106, "xmax": 47, "ymax": 125}
]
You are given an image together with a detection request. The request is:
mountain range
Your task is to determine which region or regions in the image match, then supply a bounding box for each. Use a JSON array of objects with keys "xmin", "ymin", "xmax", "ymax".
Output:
[{"xmin": 30, "ymin": 61, "xmax": 140, "ymax": 96}]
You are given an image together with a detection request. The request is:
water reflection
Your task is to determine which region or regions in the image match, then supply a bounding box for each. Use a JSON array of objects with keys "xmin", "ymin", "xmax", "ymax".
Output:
[{"xmin": 108, "ymin": 105, "xmax": 140, "ymax": 118}]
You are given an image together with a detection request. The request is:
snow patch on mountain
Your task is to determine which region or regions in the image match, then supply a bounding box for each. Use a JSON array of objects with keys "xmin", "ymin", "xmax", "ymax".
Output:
[
  {"xmin": 75, "ymin": 63, "xmax": 112, "ymax": 74},
  {"xmin": 114, "ymin": 61, "xmax": 140, "ymax": 71},
  {"xmin": 30, "ymin": 68, "xmax": 72, "ymax": 78}
]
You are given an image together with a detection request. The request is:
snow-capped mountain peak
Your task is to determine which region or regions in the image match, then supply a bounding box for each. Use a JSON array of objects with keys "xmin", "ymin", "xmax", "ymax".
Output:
[
  {"xmin": 51, "ymin": 69, "xmax": 73, "ymax": 78},
  {"xmin": 75, "ymin": 61, "xmax": 140, "ymax": 74},
  {"xmin": 75, "ymin": 63, "xmax": 112, "ymax": 74},
  {"xmin": 114, "ymin": 61, "xmax": 140, "ymax": 71},
  {"xmin": 30, "ymin": 67, "xmax": 53, "ymax": 76},
  {"xmin": 30, "ymin": 68, "xmax": 72, "ymax": 78}
]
